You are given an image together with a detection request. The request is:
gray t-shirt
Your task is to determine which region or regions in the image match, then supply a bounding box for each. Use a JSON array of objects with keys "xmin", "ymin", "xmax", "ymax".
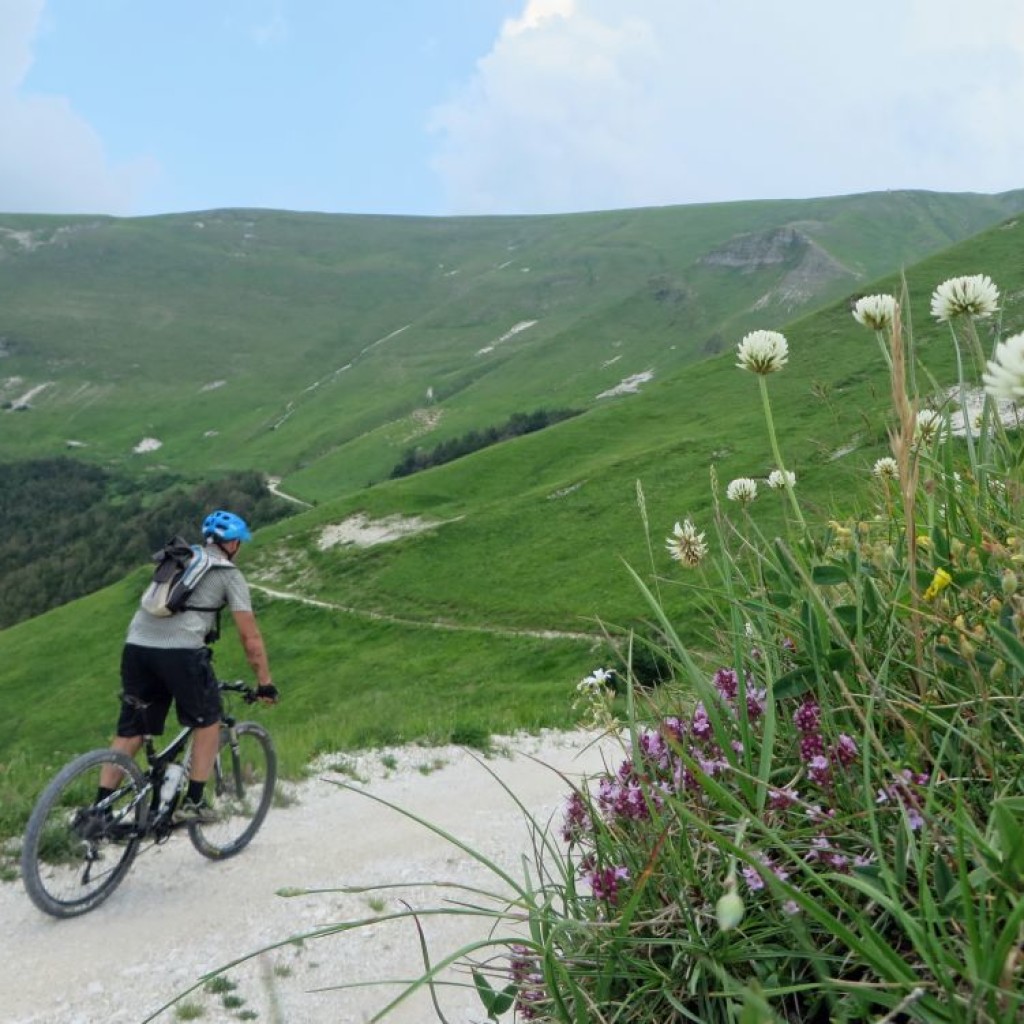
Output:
[{"xmin": 126, "ymin": 548, "xmax": 253, "ymax": 649}]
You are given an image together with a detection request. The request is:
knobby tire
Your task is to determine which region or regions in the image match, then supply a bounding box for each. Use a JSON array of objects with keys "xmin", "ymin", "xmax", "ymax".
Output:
[
  {"xmin": 188, "ymin": 721, "xmax": 276, "ymax": 859},
  {"xmin": 21, "ymin": 749, "xmax": 147, "ymax": 918}
]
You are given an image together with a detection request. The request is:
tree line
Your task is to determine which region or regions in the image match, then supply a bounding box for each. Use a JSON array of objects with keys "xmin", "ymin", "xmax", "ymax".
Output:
[
  {"xmin": 390, "ymin": 407, "xmax": 581, "ymax": 479},
  {"xmin": 0, "ymin": 458, "xmax": 294, "ymax": 629}
]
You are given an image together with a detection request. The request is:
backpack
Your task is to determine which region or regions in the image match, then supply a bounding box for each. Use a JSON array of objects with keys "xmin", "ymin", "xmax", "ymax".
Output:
[{"xmin": 140, "ymin": 536, "xmax": 224, "ymax": 619}]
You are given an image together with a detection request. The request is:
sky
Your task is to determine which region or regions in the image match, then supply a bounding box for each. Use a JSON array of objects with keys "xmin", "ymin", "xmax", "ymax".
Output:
[{"xmin": 3, "ymin": 0, "xmax": 1024, "ymax": 219}]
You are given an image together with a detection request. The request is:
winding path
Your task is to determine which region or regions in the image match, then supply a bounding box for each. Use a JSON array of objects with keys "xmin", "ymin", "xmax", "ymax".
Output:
[
  {"xmin": 251, "ymin": 582, "xmax": 602, "ymax": 643},
  {"xmin": 265, "ymin": 476, "xmax": 313, "ymax": 508}
]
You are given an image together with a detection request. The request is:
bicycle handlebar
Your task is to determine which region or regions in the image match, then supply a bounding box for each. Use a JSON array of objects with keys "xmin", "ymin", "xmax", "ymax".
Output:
[
  {"xmin": 219, "ymin": 680, "xmax": 278, "ymax": 705},
  {"xmin": 219, "ymin": 680, "xmax": 258, "ymax": 703}
]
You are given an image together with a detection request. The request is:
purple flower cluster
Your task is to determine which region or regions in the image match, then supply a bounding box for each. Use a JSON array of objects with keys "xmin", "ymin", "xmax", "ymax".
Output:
[
  {"xmin": 596, "ymin": 759, "xmax": 658, "ymax": 822},
  {"xmin": 714, "ymin": 667, "xmax": 768, "ymax": 718},
  {"xmin": 569, "ymin": 667, "xmax": 774, "ymax": 850},
  {"xmin": 876, "ymin": 769, "xmax": 930, "ymax": 830},
  {"xmin": 741, "ymin": 854, "xmax": 791, "ymax": 891},
  {"xmin": 508, "ymin": 945, "xmax": 549, "ymax": 1021},
  {"xmin": 560, "ymin": 790, "xmax": 592, "ymax": 843},
  {"xmin": 793, "ymin": 699, "xmax": 859, "ymax": 788},
  {"xmin": 588, "ymin": 863, "xmax": 631, "ymax": 903},
  {"xmin": 556, "ymin": 663, "xmax": 893, "ymax": 939}
]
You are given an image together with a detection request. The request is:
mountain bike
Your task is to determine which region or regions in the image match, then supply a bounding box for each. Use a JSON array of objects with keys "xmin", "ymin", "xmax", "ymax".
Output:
[{"xmin": 20, "ymin": 681, "xmax": 277, "ymax": 918}]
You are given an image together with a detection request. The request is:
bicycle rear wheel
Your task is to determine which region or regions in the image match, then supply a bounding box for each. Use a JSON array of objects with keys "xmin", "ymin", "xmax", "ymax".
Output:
[
  {"xmin": 189, "ymin": 721, "xmax": 276, "ymax": 859},
  {"xmin": 21, "ymin": 750, "xmax": 147, "ymax": 918}
]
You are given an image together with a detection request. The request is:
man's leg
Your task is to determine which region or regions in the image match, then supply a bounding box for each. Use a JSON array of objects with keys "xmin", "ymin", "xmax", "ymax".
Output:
[
  {"xmin": 98, "ymin": 735, "xmax": 144, "ymax": 790},
  {"xmin": 189, "ymin": 721, "xmax": 221, "ymax": 783}
]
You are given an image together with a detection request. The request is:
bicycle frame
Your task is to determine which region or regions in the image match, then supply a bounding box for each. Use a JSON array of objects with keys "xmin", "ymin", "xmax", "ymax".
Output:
[{"xmin": 100, "ymin": 683, "xmax": 252, "ymax": 842}]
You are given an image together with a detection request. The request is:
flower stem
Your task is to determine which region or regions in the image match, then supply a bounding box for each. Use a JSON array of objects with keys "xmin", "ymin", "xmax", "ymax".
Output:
[
  {"xmin": 949, "ymin": 325, "xmax": 978, "ymax": 476},
  {"xmin": 758, "ymin": 376, "xmax": 806, "ymax": 532}
]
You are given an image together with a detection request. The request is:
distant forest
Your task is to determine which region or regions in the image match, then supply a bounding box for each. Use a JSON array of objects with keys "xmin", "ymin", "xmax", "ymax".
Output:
[
  {"xmin": 390, "ymin": 408, "xmax": 581, "ymax": 479},
  {"xmin": 0, "ymin": 458, "xmax": 295, "ymax": 629}
]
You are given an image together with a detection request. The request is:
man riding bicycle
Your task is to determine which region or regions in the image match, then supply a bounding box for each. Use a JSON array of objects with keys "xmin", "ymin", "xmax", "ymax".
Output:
[{"xmin": 96, "ymin": 509, "xmax": 278, "ymax": 823}]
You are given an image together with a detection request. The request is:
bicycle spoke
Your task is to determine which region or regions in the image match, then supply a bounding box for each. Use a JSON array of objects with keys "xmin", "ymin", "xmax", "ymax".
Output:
[
  {"xmin": 21, "ymin": 751, "xmax": 147, "ymax": 917},
  {"xmin": 189, "ymin": 722, "xmax": 276, "ymax": 860}
]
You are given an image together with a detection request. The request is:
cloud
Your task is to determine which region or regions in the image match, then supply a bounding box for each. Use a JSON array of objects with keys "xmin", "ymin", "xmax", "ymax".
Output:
[
  {"xmin": 0, "ymin": 0, "xmax": 155, "ymax": 215},
  {"xmin": 429, "ymin": 0, "xmax": 1024, "ymax": 215}
]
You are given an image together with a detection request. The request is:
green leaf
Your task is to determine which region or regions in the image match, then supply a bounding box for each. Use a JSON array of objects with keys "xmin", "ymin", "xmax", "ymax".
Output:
[
  {"xmin": 774, "ymin": 648, "xmax": 851, "ymax": 700},
  {"xmin": 811, "ymin": 564, "xmax": 849, "ymax": 586},
  {"xmin": 894, "ymin": 826, "xmax": 907, "ymax": 889},
  {"xmin": 825, "ymin": 647, "xmax": 853, "ymax": 672},
  {"xmin": 935, "ymin": 645, "xmax": 969, "ymax": 670},
  {"xmin": 862, "ymin": 577, "xmax": 880, "ymax": 619},
  {"xmin": 934, "ymin": 852, "xmax": 955, "ymax": 905},
  {"xmin": 472, "ymin": 970, "xmax": 516, "ymax": 1018},
  {"xmin": 774, "ymin": 666, "xmax": 814, "ymax": 700},
  {"xmin": 834, "ymin": 604, "xmax": 860, "ymax": 633},
  {"xmin": 930, "ymin": 525, "xmax": 950, "ymax": 561},
  {"xmin": 990, "ymin": 800, "xmax": 1024, "ymax": 878}
]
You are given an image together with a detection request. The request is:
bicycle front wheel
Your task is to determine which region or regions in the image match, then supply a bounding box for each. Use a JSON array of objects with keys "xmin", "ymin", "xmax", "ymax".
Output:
[
  {"xmin": 21, "ymin": 750, "xmax": 147, "ymax": 918},
  {"xmin": 189, "ymin": 721, "xmax": 277, "ymax": 860}
]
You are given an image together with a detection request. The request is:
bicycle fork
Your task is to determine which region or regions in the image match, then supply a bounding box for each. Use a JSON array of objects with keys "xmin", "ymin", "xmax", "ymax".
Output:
[{"xmin": 216, "ymin": 723, "xmax": 244, "ymax": 802}]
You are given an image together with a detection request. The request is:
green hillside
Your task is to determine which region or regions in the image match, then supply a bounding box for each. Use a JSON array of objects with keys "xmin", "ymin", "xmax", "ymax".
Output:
[
  {"xmin": 2, "ymin": 190, "xmax": 1022, "ymax": 500},
  {"xmin": 3, "ymin": 191, "xmax": 1024, "ymax": 838}
]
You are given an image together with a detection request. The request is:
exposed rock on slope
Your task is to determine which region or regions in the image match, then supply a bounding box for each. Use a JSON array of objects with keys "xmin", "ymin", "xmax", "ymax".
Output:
[{"xmin": 700, "ymin": 224, "xmax": 858, "ymax": 311}]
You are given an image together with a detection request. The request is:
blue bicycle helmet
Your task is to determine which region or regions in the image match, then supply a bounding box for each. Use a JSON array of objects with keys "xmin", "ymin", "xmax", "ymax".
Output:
[{"xmin": 202, "ymin": 509, "xmax": 252, "ymax": 543}]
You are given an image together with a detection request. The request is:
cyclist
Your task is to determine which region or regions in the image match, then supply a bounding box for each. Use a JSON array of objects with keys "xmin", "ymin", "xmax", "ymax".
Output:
[{"xmin": 95, "ymin": 509, "xmax": 278, "ymax": 823}]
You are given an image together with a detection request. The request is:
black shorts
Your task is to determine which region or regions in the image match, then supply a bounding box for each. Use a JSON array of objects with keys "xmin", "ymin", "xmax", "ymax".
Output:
[{"xmin": 117, "ymin": 644, "xmax": 222, "ymax": 736}]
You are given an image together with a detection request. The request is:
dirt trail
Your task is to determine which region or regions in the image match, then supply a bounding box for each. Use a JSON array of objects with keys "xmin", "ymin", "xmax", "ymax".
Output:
[
  {"xmin": 3, "ymin": 731, "xmax": 616, "ymax": 1024},
  {"xmin": 251, "ymin": 583, "xmax": 602, "ymax": 644}
]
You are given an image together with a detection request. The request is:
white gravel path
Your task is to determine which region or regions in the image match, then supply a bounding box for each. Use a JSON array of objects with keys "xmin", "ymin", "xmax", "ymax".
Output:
[{"xmin": 2, "ymin": 730, "xmax": 617, "ymax": 1024}]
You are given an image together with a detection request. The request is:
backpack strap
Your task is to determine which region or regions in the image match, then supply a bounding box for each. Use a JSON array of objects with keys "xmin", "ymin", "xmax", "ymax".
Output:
[{"xmin": 185, "ymin": 559, "xmax": 235, "ymax": 642}]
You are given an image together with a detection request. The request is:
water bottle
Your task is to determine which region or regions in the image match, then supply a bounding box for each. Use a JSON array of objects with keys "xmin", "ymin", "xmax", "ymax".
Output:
[{"xmin": 159, "ymin": 763, "xmax": 186, "ymax": 811}]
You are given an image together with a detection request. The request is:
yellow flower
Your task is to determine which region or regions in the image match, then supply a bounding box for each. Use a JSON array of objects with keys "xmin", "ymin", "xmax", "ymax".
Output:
[
  {"xmin": 916, "ymin": 535, "xmax": 932, "ymax": 551},
  {"xmin": 828, "ymin": 520, "xmax": 852, "ymax": 539},
  {"xmin": 923, "ymin": 568, "xmax": 953, "ymax": 601}
]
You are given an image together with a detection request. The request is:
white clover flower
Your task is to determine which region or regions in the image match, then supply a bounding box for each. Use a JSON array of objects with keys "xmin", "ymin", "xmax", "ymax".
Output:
[
  {"xmin": 872, "ymin": 457, "xmax": 899, "ymax": 481},
  {"xmin": 982, "ymin": 331, "xmax": 1024, "ymax": 401},
  {"xmin": 666, "ymin": 518, "xmax": 709, "ymax": 567},
  {"xmin": 767, "ymin": 469, "xmax": 796, "ymax": 490},
  {"xmin": 852, "ymin": 294, "xmax": 897, "ymax": 331},
  {"xmin": 930, "ymin": 274, "xmax": 999, "ymax": 321},
  {"xmin": 914, "ymin": 409, "xmax": 946, "ymax": 447},
  {"xmin": 726, "ymin": 477, "xmax": 759, "ymax": 504},
  {"xmin": 736, "ymin": 330, "xmax": 789, "ymax": 375}
]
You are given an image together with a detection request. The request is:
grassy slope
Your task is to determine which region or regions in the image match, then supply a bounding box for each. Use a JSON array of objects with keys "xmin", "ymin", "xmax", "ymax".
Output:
[
  {"xmin": 2, "ymin": 191, "xmax": 1022, "ymax": 496},
  {"xmin": 2, "ymin": 197, "xmax": 1024, "ymax": 832}
]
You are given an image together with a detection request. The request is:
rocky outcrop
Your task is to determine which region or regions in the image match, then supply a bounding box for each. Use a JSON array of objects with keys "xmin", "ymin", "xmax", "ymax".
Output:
[
  {"xmin": 701, "ymin": 224, "xmax": 860, "ymax": 312},
  {"xmin": 700, "ymin": 225, "xmax": 813, "ymax": 270}
]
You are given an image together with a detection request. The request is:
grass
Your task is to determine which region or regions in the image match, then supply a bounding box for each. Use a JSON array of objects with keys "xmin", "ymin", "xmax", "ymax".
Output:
[
  {"xmin": 1, "ymin": 194, "xmax": 1019, "ymax": 489},
  {"xmin": 5, "ymin": 197, "xmax": 1024, "ymax": 843},
  {"xmin": 204, "ymin": 977, "xmax": 237, "ymax": 995}
]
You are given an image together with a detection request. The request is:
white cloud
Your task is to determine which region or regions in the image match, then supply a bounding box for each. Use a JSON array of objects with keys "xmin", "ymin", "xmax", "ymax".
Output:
[
  {"xmin": 430, "ymin": 0, "xmax": 1024, "ymax": 214},
  {"xmin": 0, "ymin": 0, "xmax": 155, "ymax": 214},
  {"xmin": 503, "ymin": 0, "xmax": 576, "ymax": 37}
]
